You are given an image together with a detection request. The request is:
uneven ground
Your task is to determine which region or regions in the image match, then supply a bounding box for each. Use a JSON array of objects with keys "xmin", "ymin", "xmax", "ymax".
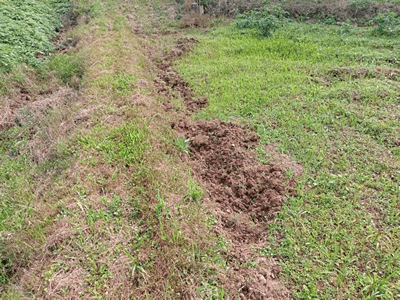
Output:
[
  {"xmin": 177, "ymin": 9, "xmax": 400, "ymax": 299},
  {"xmin": 0, "ymin": 0, "xmax": 293, "ymax": 298},
  {"xmin": 1, "ymin": 0, "xmax": 400, "ymax": 299}
]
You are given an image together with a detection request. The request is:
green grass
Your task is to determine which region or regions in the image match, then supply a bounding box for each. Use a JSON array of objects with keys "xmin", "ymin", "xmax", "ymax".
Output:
[
  {"xmin": 177, "ymin": 22, "xmax": 400, "ymax": 299},
  {"xmin": 78, "ymin": 120, "xmax": 149, "ymax": 165}
]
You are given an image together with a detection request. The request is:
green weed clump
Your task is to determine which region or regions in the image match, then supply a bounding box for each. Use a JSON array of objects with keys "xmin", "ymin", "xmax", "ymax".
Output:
[
  {"xmin": 174, "ymin": 137, "xmax": 191, "ymax": 154},
  {"xmin": 186, "ymin": 178, "xmax": 204, "ymax": 203},
  {"xmin": 235, "ymin": 5, "xmax": 289, "ymax": 37},
  {"xmin": 369, "ymin": 10, "xmax": 400, "ymax": 36},
  {"xmin": 48, "ymin": 52, "xmax": 85, "ymax": 86},
  {"xmin": 0, "ymin": 0, "xmax": 72, "ymax": 71}
]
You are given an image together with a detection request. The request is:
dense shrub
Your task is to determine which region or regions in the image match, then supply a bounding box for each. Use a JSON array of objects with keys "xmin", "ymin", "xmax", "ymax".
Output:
[
  {"xmin": 368, "ymin": 10, "xmax": 400, "ymax": 36},
  {"xmin": 235, "ymin": 5, "xmax": 289, "ymax": 37},
  {"xmin": 0, "ymin": 0, "xmax": 72, "ymax": 71}
]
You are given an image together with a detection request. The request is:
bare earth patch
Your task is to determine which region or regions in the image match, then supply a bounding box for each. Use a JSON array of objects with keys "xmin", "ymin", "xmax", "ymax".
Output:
[{"xmin": 173, "ymin": 118, "xmax": 294, "ymax": 299}]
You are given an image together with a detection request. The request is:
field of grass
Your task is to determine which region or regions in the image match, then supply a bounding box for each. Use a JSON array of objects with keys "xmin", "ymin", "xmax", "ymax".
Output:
[{"xmin": 177, "ymin": 21, "xmax": 400, "ymax": 298}]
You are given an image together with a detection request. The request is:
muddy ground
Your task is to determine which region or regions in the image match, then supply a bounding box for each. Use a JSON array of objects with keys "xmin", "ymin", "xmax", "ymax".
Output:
[{"xmin": 155, "ymin": 37, "xmax": 298, "ymax": 299}]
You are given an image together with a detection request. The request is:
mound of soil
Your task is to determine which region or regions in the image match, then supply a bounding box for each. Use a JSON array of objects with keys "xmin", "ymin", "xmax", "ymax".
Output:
[
  {"xmin": 172, "ymin": 118, "xmax": 294, "ymax": 299},
  {"xmin": 173, "ymin": 119, "xmax": 296, "ymax": 222}
]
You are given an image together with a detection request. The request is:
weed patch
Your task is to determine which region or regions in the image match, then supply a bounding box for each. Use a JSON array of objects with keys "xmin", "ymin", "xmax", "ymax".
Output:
[
  {"xmin": 0, "ymin": 0, "xmax": 73, "ymax": 71},
  {"xmin": 78, "ymin": 120, "xmax": 149, "ymax": 165},
  {"xmin": 48, "ymin": 52, "xmax": 85, "ymax": 87},
  {"xmin": 369, "ymin": 10, "xmax": 400, "ymax": 35},
  {"xmin": 235, "ymin": 5, "xmax": 290, "ymax": 37}
]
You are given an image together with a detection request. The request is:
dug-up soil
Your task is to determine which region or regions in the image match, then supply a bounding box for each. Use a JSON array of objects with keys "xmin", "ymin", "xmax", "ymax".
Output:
[{"xmin": 156, "ymin": 38, "xmax": 298, "ymax": 299}]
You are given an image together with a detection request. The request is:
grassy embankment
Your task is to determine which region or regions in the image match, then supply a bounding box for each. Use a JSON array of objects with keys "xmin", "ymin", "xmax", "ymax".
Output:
[
  {"xmin": 1, "ymin": 0, "xmax": 231, "ymax": 298},
  {"xmin": 177, "ymin": 14, "xmax": 400, "ymax": 299}
]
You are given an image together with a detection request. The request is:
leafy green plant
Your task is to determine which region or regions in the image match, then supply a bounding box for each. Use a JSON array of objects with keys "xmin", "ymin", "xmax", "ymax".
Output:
[
  {"xmin": 155, "ymin": 191, "xmax": 169, "ymax": 220},
  {"xmin": 369, "ymin": 11, "xmax": 400, "ymax": 36},
  {"xmin": 174, "ymin": 138, "xmax": 191, "ymax": 154},
  {"xmin": 185, "ymin": 178, "xmax": 203, "ymax": 202},
  {"xmin": 235, "ymin": 5, "xmax": 289, "ymax": 38},
  {"xmin": 0, "ymin": 0, "xmax": 72, "ymax": 71},
  {"xmin": 317, "ymin": 13, "xmax": 337, "ymax": 25}
]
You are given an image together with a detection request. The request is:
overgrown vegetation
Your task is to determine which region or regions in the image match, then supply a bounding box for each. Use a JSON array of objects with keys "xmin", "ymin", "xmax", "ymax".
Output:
[
  {"xmin": 235, "ymin": 5, "xmax": 289, "ymax": 37},
  {"xmin": 369, "ymin": 10, "xmax": 400, "ymax": 35},
  {"xmin": 177, "ymin": 17, "xmax": 400, "ymax": 299},
  {"xmin": 0, "ymin": 0, "xmax": 73, "ymax": 71}
]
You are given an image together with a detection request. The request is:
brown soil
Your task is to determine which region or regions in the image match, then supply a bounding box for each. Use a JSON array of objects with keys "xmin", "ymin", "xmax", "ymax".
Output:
[
  {"xmin": 173, "ymin": 119, "xmax": 297, "ymax": 222},
  {"xmin": 282, "ymin": 1, "xmax": 400, "ymax": 25},
  {"xmin": 154, "ymin": 38, "xmax": 209, "ymax": 112},
  {"xmin": 157, "ymin": 38, "xmax": 295, "ymax": 299},
  {"xmin": 172, "ymin": 118, "xmax": 294, "ymax": 299},
  {"xmin": 310, "ymin": 67, "xmax": 400, "ymax": 87},
  {"xmin": 0, "ymin": 89, "xmax": 34, "ymax": 130}
]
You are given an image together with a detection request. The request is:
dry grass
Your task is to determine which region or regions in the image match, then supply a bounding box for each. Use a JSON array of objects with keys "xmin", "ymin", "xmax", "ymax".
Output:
[
  {"xmin": 1, "ymin": 0, "xmax": 231, "ymax": 298},
  {"xmin": 181, "ymin": 11, "xmax": 212, "ymax": 27}
]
